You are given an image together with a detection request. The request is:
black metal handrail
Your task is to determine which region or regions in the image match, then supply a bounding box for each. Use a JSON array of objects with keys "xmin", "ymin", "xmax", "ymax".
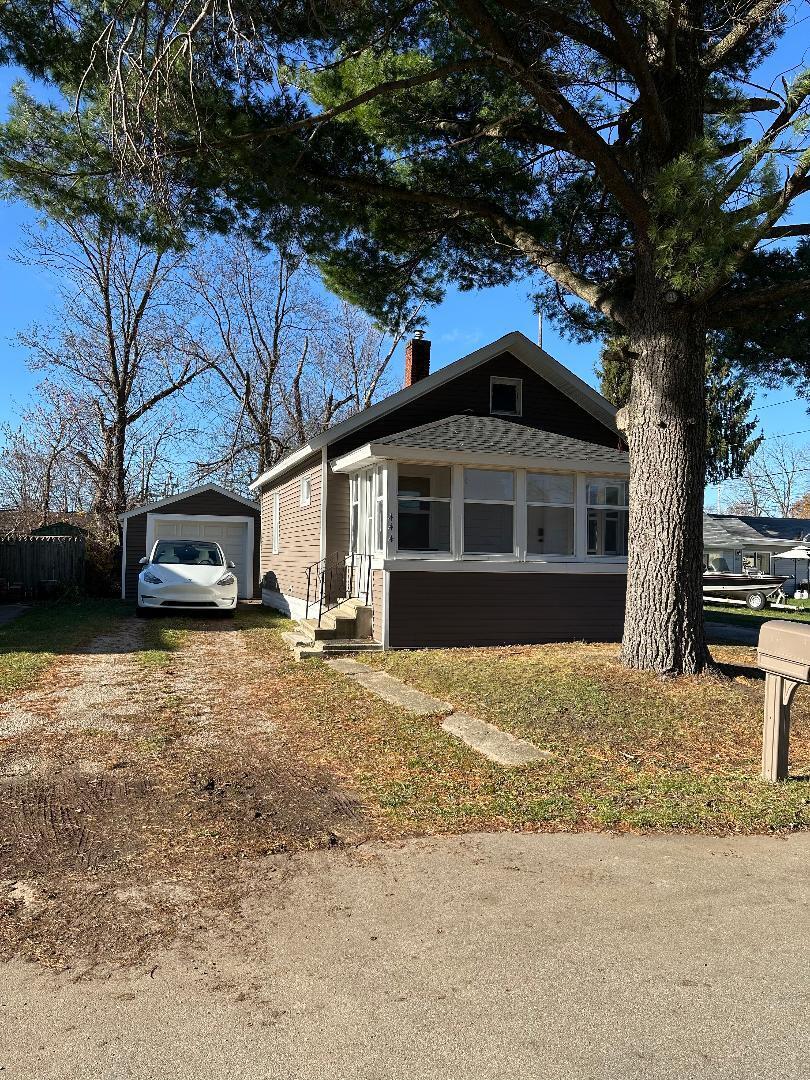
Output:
[{"xmin": 304, "ymin": 551, "xmax": 373, "ymax": 626}]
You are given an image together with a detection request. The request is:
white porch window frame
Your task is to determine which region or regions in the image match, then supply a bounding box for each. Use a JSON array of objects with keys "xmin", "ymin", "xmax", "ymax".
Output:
[
  {"xmin": 300, "ymin": 476, "xmax": 312, "ymax": 508},
  {"xmin": 341, "ymin": 455, "xmax": 630, "ymax": 568},
  {"xmin": 349, "ymin": 465, "xmax": 386, "ymax": 557},
  {"xmin": 525, "ymin": 471, "xmax": 576, "ymax": 559},
  {"xmin": 462, "ymin": 466, "xmax": 517, "ymax": 558},
  {"xmin": 585, "ymin": 477, "xmax": 629, "ymax": 558},
  {"xmin": 394, "ymin": 462, "xmax": 453, "ymax": 556}
]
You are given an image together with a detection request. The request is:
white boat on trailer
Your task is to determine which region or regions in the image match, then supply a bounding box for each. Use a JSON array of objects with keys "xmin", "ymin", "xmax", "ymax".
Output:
[{"xmin": 703, "ymin": 557, "xmax": 788, "ymax": 610}]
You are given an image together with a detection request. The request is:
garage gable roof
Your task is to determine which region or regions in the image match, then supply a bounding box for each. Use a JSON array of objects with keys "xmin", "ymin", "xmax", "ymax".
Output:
[
  {"xmin": 118, "ymin": 483, "xmax": 258, "ymax": 521},
  {"xmin": 249, "ymin": 331, "xmax": 619, "ymax": 491}
]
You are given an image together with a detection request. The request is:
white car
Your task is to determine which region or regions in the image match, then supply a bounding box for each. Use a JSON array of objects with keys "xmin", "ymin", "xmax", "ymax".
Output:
[{"xmin": 136, "ymin": 538, "xmax": 238, "ymax": 617}]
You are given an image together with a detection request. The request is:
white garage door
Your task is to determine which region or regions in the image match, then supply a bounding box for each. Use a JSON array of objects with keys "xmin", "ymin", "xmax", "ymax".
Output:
[{"xmin": 149, "ymin": 516, "xmax": 252, "ymax": 598}]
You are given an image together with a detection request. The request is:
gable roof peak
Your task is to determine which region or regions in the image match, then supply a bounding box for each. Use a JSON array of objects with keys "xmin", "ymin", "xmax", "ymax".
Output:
[{"xmin": 250, "ymin": 330, "xmax": 619, "ymax": 491}]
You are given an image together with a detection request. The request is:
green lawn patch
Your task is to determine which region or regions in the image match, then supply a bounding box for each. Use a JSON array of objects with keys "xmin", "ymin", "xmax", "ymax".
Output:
[
  {"xmin": 0, "ymin": 599, "xmax": 127, "ymax": 700},
  {"xmin": 704, "ymin": 602, "xmax": 810, "ymax": 628}
]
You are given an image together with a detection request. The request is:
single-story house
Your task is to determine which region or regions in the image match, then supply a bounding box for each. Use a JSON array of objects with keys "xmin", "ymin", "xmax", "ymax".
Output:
[
  {"xmin": 704, "ymin": 513, "xmax": 810, "ymax": 578},
  {"xmin": 119, "ymin": 484, "xmax": 260, "ymax": 600},
  {"xmin": 251, "ymin": 331, "xmax": 630, "ymax": 648}
]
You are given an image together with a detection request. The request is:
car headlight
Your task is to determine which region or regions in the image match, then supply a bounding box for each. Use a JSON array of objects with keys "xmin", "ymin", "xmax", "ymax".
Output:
[
  {"xmin": 217, "ymin": 572, "xmax": 235, "ymax": 586},
  {"xmin": 143, "ymin": 571, "xmax": 163, "ymax": 585}
]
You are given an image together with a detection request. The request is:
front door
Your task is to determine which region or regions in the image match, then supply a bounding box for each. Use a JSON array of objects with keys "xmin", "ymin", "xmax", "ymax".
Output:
[{"xmin": 349, "ymin": 468, "xmax": 383, "ymax": 556}]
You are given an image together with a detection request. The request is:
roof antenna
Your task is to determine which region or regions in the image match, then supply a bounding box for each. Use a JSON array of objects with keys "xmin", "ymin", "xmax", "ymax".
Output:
[{"xmin": 537, "ymin": 308, "xmax": 543, "ymax": 349}]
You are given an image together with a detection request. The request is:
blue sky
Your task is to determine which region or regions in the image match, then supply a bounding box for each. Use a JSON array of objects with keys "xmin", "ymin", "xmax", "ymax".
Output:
[{"xmin": 2, "ymin": 55, "xmax": 809, "ymax": 509}]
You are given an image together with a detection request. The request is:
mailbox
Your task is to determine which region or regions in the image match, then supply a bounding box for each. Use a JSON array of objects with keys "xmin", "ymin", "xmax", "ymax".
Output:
[{"xmin": 757, "ymin": 620, "xmax": 810, "ymax": 781}]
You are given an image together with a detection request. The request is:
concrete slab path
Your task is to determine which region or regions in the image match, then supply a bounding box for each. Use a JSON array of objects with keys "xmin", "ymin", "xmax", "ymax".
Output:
[
  {"xmin": 0, "ymin": 831, "xmax": 808, "ymax": 1080},
  {"xmin": 326, "ymin": 657, "xmax": 549, "ymax": 763},
  {"xmin": 442, "ymin": 711, "xmax": 551, "ymax": 765}
]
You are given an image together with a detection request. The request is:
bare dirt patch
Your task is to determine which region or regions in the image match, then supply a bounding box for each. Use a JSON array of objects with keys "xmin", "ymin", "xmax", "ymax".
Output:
[{"xmin": 0, "ymin": 611, "xmax": 373, "ymax": 967}]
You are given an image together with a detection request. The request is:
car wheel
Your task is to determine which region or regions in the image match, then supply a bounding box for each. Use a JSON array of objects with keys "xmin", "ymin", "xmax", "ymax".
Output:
[
  {"xmin": 746, "ymin": 591, "xmax": 766, "ymax": 610},
  {"xmin": 135, "ymin": 603, "xmax": 152, "ymax": 618}
]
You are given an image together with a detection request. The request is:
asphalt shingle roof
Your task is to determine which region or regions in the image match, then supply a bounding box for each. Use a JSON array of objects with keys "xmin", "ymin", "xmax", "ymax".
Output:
[
  {"xmin": 375, "ymin": 414, "xmax": 629, "ymax": 464},
  {"xmin": 704, "ymin": 513, "xmax": 810, "ymax": 545}
]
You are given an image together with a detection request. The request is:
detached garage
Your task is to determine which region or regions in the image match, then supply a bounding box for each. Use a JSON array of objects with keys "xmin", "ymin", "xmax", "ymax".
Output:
[{"xmin": 120, "ymin": 484, "xmax": 261, "ymax": 600}]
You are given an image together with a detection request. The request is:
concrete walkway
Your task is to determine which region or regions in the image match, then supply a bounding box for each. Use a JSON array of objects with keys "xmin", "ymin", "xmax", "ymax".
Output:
[
  {"xmin": 327, "ymin": 656, "xmax": 548, "ymax": 765},
  {"xmin": 0, "ymin": 831, "xmax": 808, "ymax": 1080}
]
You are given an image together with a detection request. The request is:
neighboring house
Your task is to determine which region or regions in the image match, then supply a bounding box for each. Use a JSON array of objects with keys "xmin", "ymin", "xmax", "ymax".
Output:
[
  {"xmin": 251, "ymin": 331, "xmax": 630, "ymax": 648},
  {"xmin": 704, "ymin": 513, "xmax": 810, "ymax": 578},
  {"xmin": 119, "ymin": 484, "xmax": 260, "ymax": 601}
]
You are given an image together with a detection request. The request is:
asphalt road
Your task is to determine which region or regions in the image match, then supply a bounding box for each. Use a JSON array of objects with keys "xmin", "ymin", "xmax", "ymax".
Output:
[{"xmin": 1, "ymin": 831, "xmax": 808, "ymax": 1080}]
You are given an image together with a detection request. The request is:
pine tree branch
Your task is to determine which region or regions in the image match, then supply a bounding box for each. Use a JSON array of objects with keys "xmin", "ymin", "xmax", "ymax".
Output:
[
  {"xmin": 707, "ymin": 278, "xmax": 810, "ymax": 326},
  {"xmin": 703, "ymin": 0, "xmax": 786, "ymax": 72},
  {"xmin": 442, "ymin": 0, "xmax": 650, "ymax": 233},
  {"xmin": 317, "ymin": 172, "xmax": 628, "ymax": 322},
  {"xmin": 586, "ymin": 0, "xmax": 669, "ymax": 146},
  {"xmin": 765, "ymin": 223, "xmax": 810, "ymax": 239}
]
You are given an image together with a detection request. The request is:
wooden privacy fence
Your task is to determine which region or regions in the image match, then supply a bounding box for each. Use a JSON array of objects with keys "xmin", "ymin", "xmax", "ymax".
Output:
[{"xmin": 0, "ymin": 535, "xmax": 85, "ymax": 597}]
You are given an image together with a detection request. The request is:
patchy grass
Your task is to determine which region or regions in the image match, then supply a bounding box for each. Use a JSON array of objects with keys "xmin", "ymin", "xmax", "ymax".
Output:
[
  {"xmin": 136, "ymin": 617, "xmax": 192, "ymax": 668},
  {"xmin": 291, "ymin": 639, "xmax": 810, "ymax": 836},
  {"xmin": 0, "ymin": 599, "xmax": 127, "ymax": 700}
]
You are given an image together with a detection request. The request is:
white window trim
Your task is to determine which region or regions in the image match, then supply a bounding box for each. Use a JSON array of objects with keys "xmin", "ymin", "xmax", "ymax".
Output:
[
  {"xmin": 490, "ymin": 376, "xmax": 523, "ymax": 417},
  {"xmin": 300, "ymin": 476, "xmax": 312, "ymax": 508},
  {"xmin": 395, "ymin": 462, "xmax": 453, "ymax": 557},
  {"xmin": 271, "ymin": 492, "xmax": 280, "ymax": 554},
  {"xmin": 463, "ymin": 466, "xmax": 517, "ymax": 558}
]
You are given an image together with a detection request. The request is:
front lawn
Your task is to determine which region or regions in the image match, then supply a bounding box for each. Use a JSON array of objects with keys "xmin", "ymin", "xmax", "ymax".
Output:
[{"xmin": 319, "ymin": 641, "xmax": 810, "ymax": 835}]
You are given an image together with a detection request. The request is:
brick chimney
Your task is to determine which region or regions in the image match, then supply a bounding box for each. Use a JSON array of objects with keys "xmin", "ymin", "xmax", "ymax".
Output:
[{"xmin": 404, "ymin": 332, "xmax": 431, "ymax": 388}]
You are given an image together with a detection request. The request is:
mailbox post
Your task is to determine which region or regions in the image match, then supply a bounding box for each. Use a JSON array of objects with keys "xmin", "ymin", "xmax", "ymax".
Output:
[{"xmin": 757, "ymin": 620, "xmax": 810, "ymax": 781}]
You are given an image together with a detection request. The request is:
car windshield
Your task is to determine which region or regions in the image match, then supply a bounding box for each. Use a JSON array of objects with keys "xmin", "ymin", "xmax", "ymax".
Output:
[{"xmin": 152, "ymin": 540, "xmax": 224, "ymax": 566}]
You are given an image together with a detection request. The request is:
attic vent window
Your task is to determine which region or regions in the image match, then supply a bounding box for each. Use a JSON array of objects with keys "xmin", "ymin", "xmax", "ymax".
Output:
[{"xmin": 490, "ymin": 377, "xmax": 522, "ymax": 417}]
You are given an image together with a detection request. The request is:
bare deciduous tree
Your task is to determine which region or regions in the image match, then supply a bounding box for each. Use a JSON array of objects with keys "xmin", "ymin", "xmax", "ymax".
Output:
[
  {"xmin": 15, "ymin": 220, "xmax": 210, "ymax": 533},
  {"xmin": 187, "ymin": 241, "xmax": 419, "ymax": 488},
  {"xmin": 727, "ymin": 443, "xmax": 810, "ymax": 517}
]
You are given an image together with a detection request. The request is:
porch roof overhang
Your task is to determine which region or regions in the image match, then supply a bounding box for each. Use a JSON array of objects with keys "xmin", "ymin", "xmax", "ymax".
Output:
[
  {"xmin": 332, "ymin": 442, "xmax": 630, "ymax": 476},
  {"xmin": 331, "ymin": 414, "xmax": 630, "ymax": 477}
]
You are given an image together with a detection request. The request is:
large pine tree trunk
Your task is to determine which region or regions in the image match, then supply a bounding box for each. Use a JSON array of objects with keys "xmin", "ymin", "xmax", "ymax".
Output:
[{"xmin": 619, "ymin": 276, "xmax": 709, "ymax": 675}]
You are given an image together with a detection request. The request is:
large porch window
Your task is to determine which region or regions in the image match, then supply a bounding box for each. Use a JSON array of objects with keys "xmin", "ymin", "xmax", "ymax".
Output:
[
  {"xmin": 526, "ymin": 472, "xmax": 575, "ymax": 556},
  {"xmin": 463, "ymin": 468, "xmax": 515, "ymax": 554},
  {"xmin": 586, "ymin": 479, "xmax": 629, "ymax": 557},
  {"xmin": 397, "ymin": 465, "xmax": 451, "ymax": 552}
]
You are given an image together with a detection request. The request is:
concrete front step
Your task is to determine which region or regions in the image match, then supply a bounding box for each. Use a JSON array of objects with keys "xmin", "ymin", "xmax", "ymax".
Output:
[
  {"xmin": 295, "ymin": 640, "xmax": 383, "ymax": 660},
  {"xmin": 297, "ymin": 601, "xmax": 373, "ymax": 644}
]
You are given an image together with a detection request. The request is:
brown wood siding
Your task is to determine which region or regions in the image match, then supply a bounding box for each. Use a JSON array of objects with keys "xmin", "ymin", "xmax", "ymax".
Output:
[
  {"xmin": 124, "ymin": 490, "xmax": 260, "ymax": 600},
  {"xmin": 260, "ymin": 455, "xmax": 322, "ymax": 601},
  {"xmin": 387, "ymin": 571, "xmax": 626, "ymax": 648},
  {"xmin": 325, "ymin": 470, "xmax": 351, "ymax": 557},
  {"xmin": 328, "ymin": 352, "xmax": 620, "ymax": 462},
  {"xmin": 372, "ymin": 569, "xmax": 384, "ymax": 643}
]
